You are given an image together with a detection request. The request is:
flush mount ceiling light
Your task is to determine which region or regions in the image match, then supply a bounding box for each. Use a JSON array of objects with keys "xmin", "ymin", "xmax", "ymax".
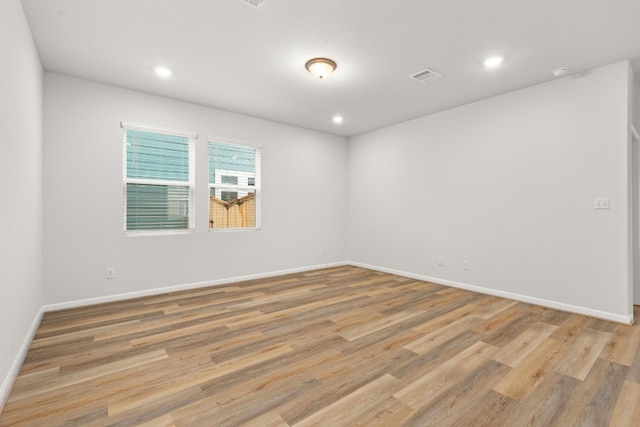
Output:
[
  {"xmin": 332, "ymin": 115, "xmax": 344, "ymax": 124},
  {"xmin": 305, "ymin": 58, "xmax": 337, "ymax": 79},
  {"xmin": 236, "ymin": 0, "xmax": 267, "ymax": 9},
  {"xmin": 552, "ymin": 67, "xmax": 570, "ymax": 77},
  {"xmin": 154, "ymin": 67, "xmax": 172, "ymax": 78},
  {"xmin": 483, "ymin": 56, "xmax": 504, "ymax": 69}
]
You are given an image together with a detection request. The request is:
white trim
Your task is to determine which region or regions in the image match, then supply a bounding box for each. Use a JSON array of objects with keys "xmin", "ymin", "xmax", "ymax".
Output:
[
  {"xmin": 125, "ymin": 178, "xmax": 191, "ymax": 187},
  {"xmin": 4, "ymin": 259, "xmax": 632, "ymax": 411},
  {"xmin": 2, "ymin": 262, "xmax": 347, "ymax": 410},
  {"xmin": 208, "ymin": 139, "xmax": 262, "ymax": 230},
  {"xmin": 0, "ymin": 307, "xmax": 44, "ymax": 413},
  {"xmin": 120, "ymin": 121, "xmax": 198, "ymax": 139},
  {"xmin": 123, "ymin": 124, "xmax": 196, "ymax": 234},
  {"xmin": 348, "ymin": 261, "xmax": 634, "ymax": 325},
  {"xmin": 208, "ymin": 135, "xmax": 263, "ymax": 149},
  {"xmin": 42, "ymin": 262, "xmax": 349, "ymax": 313},
  {"xmin": 208, "ymin": 226, "xmax": 261, "ymax": 233},
  {"xmin": 40, "ymin": 260, "xmax": 634, "ymax": 323},
  {"xmin": 124, "ymin": 229, "xmax": 195, "ymax": 237}
]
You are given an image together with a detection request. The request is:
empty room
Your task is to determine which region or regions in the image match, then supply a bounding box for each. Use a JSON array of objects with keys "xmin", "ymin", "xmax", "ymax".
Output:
[{"xmin": 2, "ymin": 0, "xmax": 640, "ymax": 425}]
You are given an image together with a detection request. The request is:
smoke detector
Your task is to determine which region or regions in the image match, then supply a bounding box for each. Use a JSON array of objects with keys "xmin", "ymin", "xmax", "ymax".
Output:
[
  {"xmin": 236, "ymin": 0, "xmax": 266, "ymax": 9},
  {"xmin": 410, "ymin": 68, "xmax": 442, "ymax": 84}
]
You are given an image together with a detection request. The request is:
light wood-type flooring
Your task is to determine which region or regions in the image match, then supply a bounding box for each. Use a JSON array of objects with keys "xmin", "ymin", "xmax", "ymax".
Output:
[{"xmin": 2, "ymin": 266, "xmax": 640, "ymax": 426}]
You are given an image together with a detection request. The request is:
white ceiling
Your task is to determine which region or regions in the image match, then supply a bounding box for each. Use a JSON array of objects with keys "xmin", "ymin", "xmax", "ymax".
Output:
[{"xmin": 20, "ymin": 0, "xmax": 640, "ymax": 137}]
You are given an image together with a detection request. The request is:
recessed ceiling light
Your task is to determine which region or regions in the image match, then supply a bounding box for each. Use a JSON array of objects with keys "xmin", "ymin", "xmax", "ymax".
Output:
[
  {"xmin": 332, "ymin": 115, "xmax": 344, "ymax": 124},
  {"xmin": 483, "ymin": 56, "xmax": 504, "ymax": 69},
  {"xmin": 154, "ymin": 67, "xmax": 172, "ymax": 78}
]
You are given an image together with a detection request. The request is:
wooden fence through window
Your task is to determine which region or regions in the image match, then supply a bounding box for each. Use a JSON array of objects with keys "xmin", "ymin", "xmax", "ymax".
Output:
[{"xmin": 209, "ymin": 193, "xmax": 256, "ymax": 228}]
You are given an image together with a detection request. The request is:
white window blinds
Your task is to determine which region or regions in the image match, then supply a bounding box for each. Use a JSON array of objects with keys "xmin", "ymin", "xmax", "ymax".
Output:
[{"xmin": 122, "ymin": 122, "xmax": 196, "ymax": 233}]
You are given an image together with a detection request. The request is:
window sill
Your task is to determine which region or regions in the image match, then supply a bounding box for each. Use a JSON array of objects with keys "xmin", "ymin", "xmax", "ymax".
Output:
[
  {"xmin": 124, "ymin": 229, "xmax": 195, "ymax": 237},
  {"xmin": 208, "ymin": 227, "xmax": 261, "ymax": 233}
]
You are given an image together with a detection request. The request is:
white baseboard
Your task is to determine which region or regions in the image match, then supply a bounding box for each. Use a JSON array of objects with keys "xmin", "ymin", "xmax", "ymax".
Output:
[
  {"xmin": 40, "ymin": 258, "xmax": 635, "ymax": 322},
  {"xmin": 2, "ymin": 259, "xmax": 633, "ymax": 413},
  {"xmin": 1, "ymin": 261, "xmax": 347, "ymax": 412},
  {"xmin": 0, "ymin": 307, "xmax": 44, "ymax": 413},
  {"xmin": 42, "ymin": 261, "xmax": 349, "ymax": 313},
  {"xmin": 348, "ymin": 261, "xmax": 634, "ymax": 325}
]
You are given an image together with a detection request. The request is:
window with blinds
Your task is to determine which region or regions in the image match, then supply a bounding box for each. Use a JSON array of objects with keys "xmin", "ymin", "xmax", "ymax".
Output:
[
  {"xmin": 122, "ymin": 122, "xmax": 196, "ymax": 233},
  {"xmin": 209, "ymin": 139, "xmax": 261, "ymax": 230}
]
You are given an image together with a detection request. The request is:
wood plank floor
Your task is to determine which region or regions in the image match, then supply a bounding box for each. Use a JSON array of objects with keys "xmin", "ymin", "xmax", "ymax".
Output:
[{"xmin": 2, "ymin": 266, "xmax": 640, "ymax": 426}]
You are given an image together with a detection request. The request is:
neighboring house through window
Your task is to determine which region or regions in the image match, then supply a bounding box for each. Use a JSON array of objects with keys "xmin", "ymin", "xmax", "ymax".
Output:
[
  {"xmin": 209, "ymin": 139, "xmax": 261, "ymax": 229},
  {"xmin": 122, "ymin": 122, "xmax": 196, "ymax": 233}
]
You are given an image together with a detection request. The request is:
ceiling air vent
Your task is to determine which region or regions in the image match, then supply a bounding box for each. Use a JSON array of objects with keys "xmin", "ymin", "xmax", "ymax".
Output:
[
  {"xmin": 410, "ymin": 68, "xmax": 442, "ymax": 84},
  {"xmin": 236, "ymin": 0, "xmax": 266, "ymax": 9}
]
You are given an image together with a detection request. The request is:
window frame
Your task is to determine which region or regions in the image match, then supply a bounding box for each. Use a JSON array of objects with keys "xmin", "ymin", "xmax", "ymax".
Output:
[
  {"xmin": 121, "ymin": 121, "xmax": 197, "ymax": 236},
  {"xmin": 208, "ymin": 137, "xmax": 262, "ymax": 232}
]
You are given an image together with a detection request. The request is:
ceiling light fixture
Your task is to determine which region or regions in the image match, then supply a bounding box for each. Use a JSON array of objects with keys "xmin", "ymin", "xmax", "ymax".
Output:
[
  {"xmin": 154, "ymin": 67, "xmax": 172, "ymax": 78},
  {"xmin": 483, "ymin": 56, "xmax": 504, "ymax": 69},
  {"xmin": 332, "ymin": 115, "xmax": 344, "ymax": 124},
  {"xmin": 305, "ymin": 58, "xmax": 337, "ymax": 79},
  {"xmin": 552, "ymin": 67, "xmax": 570, "ymax": 77}
]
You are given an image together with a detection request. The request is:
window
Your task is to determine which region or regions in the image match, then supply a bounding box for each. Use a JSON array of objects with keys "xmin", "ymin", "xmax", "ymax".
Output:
[
  {"xmin": 221, "ymin": 191, "xmax": 238, "ymax": 203},
  {"xmin": 221, "ymin": 175, "xmax": 238, "ymax": 185},
  {"xmin": 209, "ymin": 139, "xmax": 261, "ymax": 229},
  {"xmin": 122, "ymin": 122, "xmax": 196, "ymax": 233}
]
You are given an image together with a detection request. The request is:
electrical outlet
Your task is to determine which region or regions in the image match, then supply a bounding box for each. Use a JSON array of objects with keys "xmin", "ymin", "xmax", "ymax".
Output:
[
  {"xmin": 594, "ymin": 198, "xmax": 610, "ymax": 209},
  {"xmin": 106, "ymin": 268, "xmax": 115, "ymax": 279},
  {"xmin": 463, "ymin": 260, "xmax": 470, "ymax": 270},
  {"xmin": 437, "ymin": 257, "xmax": 444, "ymax": 266}
]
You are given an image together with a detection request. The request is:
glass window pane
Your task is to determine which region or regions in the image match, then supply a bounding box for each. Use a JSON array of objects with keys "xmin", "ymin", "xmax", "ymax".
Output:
[
  {"xmin": 209, "ymin": 188, "xmax": 256, "ymax": 229},
  {"xmin": 127, "ymin": 130, "xmax": 190, "ymax": 182},
  {"xmin": 209, "ymin": 139, "xmax": 259, "ymax": 230},
  {"xmin": 127, "ymin": 183, "xmax": 189, "ymax": 230},
  {"xmin": 221, "ymin": 175, "xmax": 238, "ymax": 185},
  {"xmin": 209, "ymin": 141, "xmax": 255, "ymax": 184}
]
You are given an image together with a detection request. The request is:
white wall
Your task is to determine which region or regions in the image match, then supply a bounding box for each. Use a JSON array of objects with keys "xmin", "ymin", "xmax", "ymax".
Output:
[
  {"xmin": 348, "ymin": 61, "xmax": 632, "ymax": 321},
  {"xmin": 633, "ymin": 75, "xmax": 640, "ymax": 132},
  {"xmin": 43, "ymin": 73, "xmax": 348, "ymax": 305},
  {"xmin": 0, "ymin": 0, "xmax": 43, "ymax": 409},
  {"xmin": 632, "ymin": 70, "xmax": 640, "ymax": 306}
]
